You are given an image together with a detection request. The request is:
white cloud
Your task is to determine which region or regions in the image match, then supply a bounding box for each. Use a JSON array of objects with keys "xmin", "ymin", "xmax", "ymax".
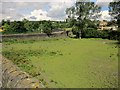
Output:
[
  {"xmin": 96, "ymin": 0, "xmax": 113, "ymax": 6},
  {"xmin": 9, "ymin": 8, "xmax": 15, "ymax": 11},
  {"xmin": 24, "ymin": 9, "xmax": 52, "ymax": 21},
  {"xmin": 1, "ymin": 0, "xmax": 75, "ymax": 2},
  {"xmin": 1, "ymin": 1, "xmax": 115, "ymax": 21},
  {"xmin": 99, "ymin": 10, "xmax": 113, "ymax": 21},
  {"xmin": 6, "ymin": 16, "xmax": 12, "ymax": 19},
  {"xmin": 1, "ymin": 1, "xmax": 74, "ymax": 21},
  {"xmin": 47, "ymin": 2, "xmax": 74, "ymax": 21}
]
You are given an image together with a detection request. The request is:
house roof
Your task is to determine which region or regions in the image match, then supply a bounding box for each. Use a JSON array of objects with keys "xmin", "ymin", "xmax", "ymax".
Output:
[{"xmin": 99, "ymin": 20, "xmax": 108, "ymax": 26}]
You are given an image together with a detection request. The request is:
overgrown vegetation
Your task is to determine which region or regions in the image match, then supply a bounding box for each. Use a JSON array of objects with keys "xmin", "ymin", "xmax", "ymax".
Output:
[
  {"xmin": 1, "ymin": 19, "xmax": 66, "ymax": 35},
  {"xmin": 66, "ymin": 1, "xmax": 101, "ymax": 38},
  {"xmin": 1, "ymin": 0, "xmax": 119, "ymax": 88},
  {"xmin": 2, "ymin": 38, "xmax": 118, "ymax": 88},
  {"xmin": 109, "ymin": 0, "xmax": 120, "ymax": 42}
]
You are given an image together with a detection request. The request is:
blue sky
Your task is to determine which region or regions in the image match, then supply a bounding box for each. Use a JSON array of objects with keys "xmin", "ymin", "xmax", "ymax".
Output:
[
  {"xmin": 102, "ymin": 6, "xmax": 109, "ymax": 11},
  {"xmin": 0, "ymin": 0, "xmax": 113, "ymax": 21}
]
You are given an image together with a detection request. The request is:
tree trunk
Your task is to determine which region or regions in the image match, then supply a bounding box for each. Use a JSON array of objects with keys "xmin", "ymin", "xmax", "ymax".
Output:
[{"xmin": 79, "ymin": 30, "xmax": 82, "ymax": 39}]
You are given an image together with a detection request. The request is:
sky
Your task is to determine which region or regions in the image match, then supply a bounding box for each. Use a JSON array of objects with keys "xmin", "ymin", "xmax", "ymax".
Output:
[{"xmin": 0, "ymin": 0, "xmax": 114, "ymax": 21}]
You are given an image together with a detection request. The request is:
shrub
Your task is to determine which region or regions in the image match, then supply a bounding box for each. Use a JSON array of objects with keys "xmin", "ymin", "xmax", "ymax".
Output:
[
  {"xmin": 81, "ymin": 28, "xmax": 109, "ymax": 38},
  {"xmin": 42, "ymin": 21, "xmax": 53, "ymax": 36},
  {"xmin": 109, "ymin": 30, "xmax": 120, "ymax": 40}
]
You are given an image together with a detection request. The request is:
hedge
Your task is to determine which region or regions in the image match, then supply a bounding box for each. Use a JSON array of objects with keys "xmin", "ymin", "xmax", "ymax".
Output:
[{"xmin": 72, "ymin": 28, "xmax": 120, "ymax": 41}]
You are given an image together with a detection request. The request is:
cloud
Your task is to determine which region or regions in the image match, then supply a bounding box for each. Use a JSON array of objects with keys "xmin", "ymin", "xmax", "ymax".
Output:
[
  {"xmin": 1, "ymin": 2, "xmax": 27, "ymax": 21},
  {"xmin": 1, "ymin": 1, "xmax": 74, "ymax": 21},
  {"xmin": 29, "ymin": 16, "xmax": 37, "ymax": 19},
  {"xmin": 2, "ymin": 0, "xmax": 114, "ymax": 21},
  {"xmin": 24, "ymin": 9, "xmax": 52, "ymax": 21},
  {"xmin": 47, "ymin": 1, "xmax": 74, "ymax": 20},
  {"xmin": 99, "ymin": 10, "xmax": 113, "ymax": 21},
  {"xmin": 1, "ymin": 0, "xmax": 75, "ymax": 2},
  {"xmin": 96, "ymin": 0, "xmax": 113, "ymax": 6}
]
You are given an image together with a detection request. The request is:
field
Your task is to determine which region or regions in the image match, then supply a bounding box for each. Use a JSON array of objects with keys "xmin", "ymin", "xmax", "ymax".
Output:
[{"xmin": 2, "ymin": 38, "xmax": 118, "ymax": 88}]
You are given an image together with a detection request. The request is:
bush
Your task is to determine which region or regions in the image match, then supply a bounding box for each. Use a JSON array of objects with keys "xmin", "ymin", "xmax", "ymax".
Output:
[
  {"xmin": 81, "ymin": 28, "xmax": 120, "ymax": 41},
  {"xmin": 42, "ymin": 21, "xmax": 53, "ymax": 36},
  {"xmin": 81, "ymin": 28, "xmax": 109, "ymax": 39},
  {"xmin": 109, "ymin": 30, "xmax": 120, "ymax": 40},
  {"xmin": 99, "ymin": 30, "xmax": 109, "ymax": 39}
]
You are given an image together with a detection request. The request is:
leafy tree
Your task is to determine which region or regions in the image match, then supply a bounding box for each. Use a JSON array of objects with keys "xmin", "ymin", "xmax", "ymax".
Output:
[
  {"xmin": 24, "ymin": 21, "xmax": 34, "ymax": 32},
  {"xmin": 9, "ymin": 21, "xmax": 22, "ymax": 33},
  {"xmin": 66, "ymin": 18, "xmax": 76, "ymax": 28},
  {"xmin": 42, "ymin": 21, "xmax": 53, "ymax": 36},
  {"xmin": 66, "ymin": 0, "xmax": 101, "ymax": 38},
  {"xmin": 1, "ymin": 19, "xmax": 6, "ymax": 26},
  {"xmin": 109, "ymin": 1, "xmax": 120, "ymax": 42},
  {"xmin": 2, "ymin": 23, "xmax": 11, "ymax": 34},
  {"xmin": 37, "ymin": 24, "xmax": 44, "ymax": 33},
  {"xmin": 109, "ymin": 0, "xmax": 120, "ymax": 29},
  {"xmin": 6, "ymin": 20, "xmax": 10, "ymax": 25},
  {"xmin": 52, "ymin": 22, "xmax": 60, "ymax": 29},
  {"xmin": 16, "ymin": 21, "xmax": 27, "ymax": 33},
  {"xmin": 23, "ymin": 19, "xmax": 35, "ymax": 32},
  {"xmin": 107, "ymin": 20, "xmax": 117, "ymax": 26}
]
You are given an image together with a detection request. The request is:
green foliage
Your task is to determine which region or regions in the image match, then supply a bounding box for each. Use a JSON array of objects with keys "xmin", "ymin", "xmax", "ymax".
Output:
[
  {"xmin": 42, "ymin": 21, "xmax": 53, "ymax": 36},
  {"xmin": 109, "ymin": 1, "xmax": 120, "ymax": 28},
  {"xmin": 52, "ymin": 22, "xmax": 60, "ymax": 29},
  {"xmin": 1, "ymin": 19, "xmax": 6, "ymax": 26},
  {"xmin": 81, "ymin": 28, "xmax": 120, "ymax": 41},
  {"xmin": 72, "ymin": 25, "xmax": 79, "ymax": 34},
  {"xmin": 2, "ymin": 19, "xmax": 56, "ymax": 34},
  {"xmin": 66, "ymin": 18, "xmax": 76, "ymax": 28},
  {"xmin": 81, "ymin": 28, "xmax": 109, "ymax": 38},
  {"xmin": 24, "ymin": 21, "xmax": 34, "ymax": 32},
  {"xmin": 66, "ymin": 1, "xmax": 101, "ymax": 38},
  {"xmin": 3, "ymin": 21, "xmax": 27, "ymax": 34},
  {"xmin": 2, "ymin": 23, "xmax": 11, "ymax": 34},
  {"xmin": 1, "ymin": 18, "xmax": 68, "ymax": 35},
  {"xmin": 6, "ymin": 20, "xmax": 10, "ymax": 25},
  {"xmin": 109, "ymin": 30, "xmax": 120, "ymax": 40}
]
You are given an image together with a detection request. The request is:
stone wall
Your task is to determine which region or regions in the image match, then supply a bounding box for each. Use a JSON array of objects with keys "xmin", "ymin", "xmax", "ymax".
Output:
[
  {"xmin": 2, "ymin": 31, "xmax": 67, "ymax": 39},
  {"xmin": 0, "ymin": 54, "xmax": 2, "ymax": 88},
  {"xmin": 1, "ymin": 31, "xmax": 67, "ymax": 88},
  {"xmin": 2, "ymin": 57, "xmax": 44, "ymax": 88}
]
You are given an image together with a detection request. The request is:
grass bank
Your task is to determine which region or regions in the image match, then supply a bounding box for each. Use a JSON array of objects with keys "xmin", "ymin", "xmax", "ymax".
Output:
[{"xmin": 2, "ymin": 38, "xmax": 119, "ymax": 88}]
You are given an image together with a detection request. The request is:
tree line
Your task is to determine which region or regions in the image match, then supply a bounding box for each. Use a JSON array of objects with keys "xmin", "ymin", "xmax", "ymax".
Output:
[
  {"xmin": 1, "ymin": 19, "xmax": 68, "ymax": 35},
  {"xmin": 66, "ymin": 0, "xmax": 119, "ymax": 38},
  {"xmin": 1, "ymin": 0, "xmax": 119, "ymax": 40}
]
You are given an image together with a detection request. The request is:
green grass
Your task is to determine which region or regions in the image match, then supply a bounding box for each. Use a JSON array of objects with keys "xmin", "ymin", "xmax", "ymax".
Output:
[
  {"xmin": 63, "ymin": 28, "xmax": 72, "ymax": 31},
  {"xmin": 2, "ymin": 38, "xmax": 118, "ymax": 88}
]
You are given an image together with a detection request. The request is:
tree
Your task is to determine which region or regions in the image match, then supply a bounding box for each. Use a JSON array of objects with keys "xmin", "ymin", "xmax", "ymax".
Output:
[
  {"xmin": 37, "ymin": 24, "xmax": 44, "ymax": 33},
  {"xmin": 42, "ymin": 21, "xmax": 53, "ymax": 36},
  {"xmin": 1, "ymin": 19, "xmax": 6, "ymax": 26},
  {"xmin": 66, "ymin": 0, "xmax": 101, "ymax": 38},
  {"xmin": 2, "ymin": 23, "xmax": 11, "ymax": 34},
  {"xmin": 6, "ymin": 20, "xmax": 10, "ymax": 25},
  {"xmin": 66, "ymin": 18, "xmax": 76, "ymax": 28},
  {"xmin": 16, "ymin": 21, "xmax": 27, "ymax": 33},
  {"xmin": 9, "ymin": 21, "xmax": 23, "ymax": 33},
  {"xmin": 109, "ymin": 1, "xmax": 120, "ymax": 42},
  {"xmin": 107, "ymin": 20, "xmax": 117, "ymax": 26},
  {"xmin": 109, "ymin": 0, "xmax": 120, "ymax": 29},
  {"xmin": 24, "ymin": 21, "xmax": 34, "ymax": 32}
]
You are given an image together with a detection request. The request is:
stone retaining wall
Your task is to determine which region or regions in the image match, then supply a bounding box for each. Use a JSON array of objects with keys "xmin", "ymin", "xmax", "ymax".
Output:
[
  {"xmin": 1, "ymin": 31, "xmax": 67, "ymax": 88},
  {"xmin": 2, "ymin": 31, "xmax": 67, "ymax": 39},
  {"xmin": 2, "ymin": 57, "xmax": 44, "ymax": 88}
]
